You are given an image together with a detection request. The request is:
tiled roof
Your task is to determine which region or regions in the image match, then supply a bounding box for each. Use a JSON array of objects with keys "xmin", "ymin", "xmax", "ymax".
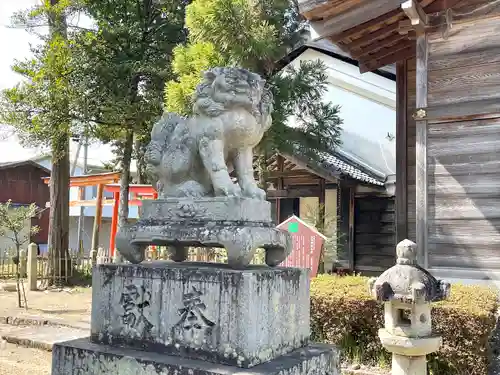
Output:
[{"xmin": 318, "ymin": 151, "xmax": 385, "ymax": 186}]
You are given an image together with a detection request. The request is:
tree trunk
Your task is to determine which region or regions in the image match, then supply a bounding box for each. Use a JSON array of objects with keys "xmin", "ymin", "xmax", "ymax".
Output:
[
  {"xmin": 47, "ymin": 133, "xmax": 71, "ymax": 284},
  {"xmin": 45, "ymin": 0, "xmax": 71, "ymax": 286},
  {"xmin": 15, "ymin": 243, "xmax": 21, "ymax": 308},
  {"xmin": 134, "ymin": 136, "xmax": 148, "ymax": 184},
  {"xmin": 118, "ymin": 129, "xmax": 134, "ymax": 229},
  {"xmin": 256, "ymin": 151, "xmax": 269, "ymax": 191}
]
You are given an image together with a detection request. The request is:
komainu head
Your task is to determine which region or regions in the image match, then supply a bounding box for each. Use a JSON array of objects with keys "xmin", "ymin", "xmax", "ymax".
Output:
[{"xmin": 192, "ymin": 67, "xmax": 273, "ymax": 120}]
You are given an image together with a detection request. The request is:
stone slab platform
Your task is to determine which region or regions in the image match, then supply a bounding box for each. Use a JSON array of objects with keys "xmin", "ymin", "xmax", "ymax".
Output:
[
  {"xmin": 91, "ymin": 262, "xmax": 309, "ymax": 368},
  {"xmin": 0, "ymin": 324, "xmax": 88, "ymax": 351},
  {"xmin": 52, "ymin": 338, "xmax": 340, "ymax": 375}
]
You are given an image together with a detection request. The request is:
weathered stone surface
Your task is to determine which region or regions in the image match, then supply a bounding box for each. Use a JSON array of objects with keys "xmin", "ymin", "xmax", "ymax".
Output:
[
  {"xmin": 116, "ymin": 67, "xmax": 288, "ymax": 270},
  {"xmin": 368, "ymin": 239, "xmax": 450, "ymax": 304},
  {"xmin": 1, "ymin": 325, "xmax": 88, "ymax": 351},
  {"xmin": 145, "ymin": 67, "xmax": 273, "ymax": 201},
  {"xmin": 115, "ymin": 215, "xmax": 291, "ymax": 269},
  {"xmin": 368, "ymin": 240, "xmax": 449, "ymax": 375},
  {"xmin": 115, "ymin": 197, "xmax": 291, "ymax": 269},
  {"xmin": 91, "ymin": 262, "xmax": 309, "ymax": 368},
  {"xmin": 140, "ymin": 198, "xmax": 273, "ymax": 222},
  {"xmin": 52, "ymin": 338, "xmax": 340, "ymax": 375}
]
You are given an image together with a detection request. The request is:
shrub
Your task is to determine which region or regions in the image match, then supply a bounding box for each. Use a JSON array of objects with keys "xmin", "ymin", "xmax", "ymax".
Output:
[{"xmin": 310, "ymin": 274, "xmax": 499, "ymax": 375}]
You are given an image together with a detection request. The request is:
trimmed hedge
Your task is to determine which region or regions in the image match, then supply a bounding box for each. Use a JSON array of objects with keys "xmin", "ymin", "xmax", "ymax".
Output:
[{"xmin": 310, "ymin": 274, "xmax": 499, "ymax": 375}]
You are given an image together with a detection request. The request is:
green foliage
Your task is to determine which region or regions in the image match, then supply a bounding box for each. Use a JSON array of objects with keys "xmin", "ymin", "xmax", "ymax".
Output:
[
  {"xmin": 166, "ymin": 0, "xmax": 342, "ymax": 160},
  {"xmin": 71, "ymin": 0, "xmax": 187, "ymax": 131},
  {"xmin": 300, "ymin": 203, "xmax": 342, "ymax": 266},
  {"xmin": 185, "ymin": 0, "xmax": 283, "ymax": 70},
  {"xmin": 0, "ymin": 200, "xmax": 41, "ymax": 250},
  {"xmin": 69, "ymin": 0, "xmax": 188, "ymax": 184},
  {"xmin": 310, "ymin": 274, "xmax": 499, "ymax": 375},
  {"xmin": 166, "ymin": 42, "xmax": 227, "ymax": 115}
]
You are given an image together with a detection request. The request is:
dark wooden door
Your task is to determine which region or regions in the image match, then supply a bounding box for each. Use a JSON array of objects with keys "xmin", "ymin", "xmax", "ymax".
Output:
[
  {"xmin": 354, "ymin": 196, "xmax": 396, "ymax": 274},
  {"xmin": 279, "ymin": 198, "xmax": 300, "ymax": 222}
]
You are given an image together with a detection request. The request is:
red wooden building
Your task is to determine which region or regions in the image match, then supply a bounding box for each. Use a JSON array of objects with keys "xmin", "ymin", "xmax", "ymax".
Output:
[{"xmin": 0, "ymin": 161, "xmax": 50, "ymax": 245}]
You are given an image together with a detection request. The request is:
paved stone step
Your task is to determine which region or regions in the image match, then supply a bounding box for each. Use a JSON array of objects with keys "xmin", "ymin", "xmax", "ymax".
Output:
[
  {"xmin": 0, "ymin": 324, "xmax": 88, "ymax": 351},
  {"xmin": 0, "ymin": 314, "xmax": 90, "ymax": 330}
]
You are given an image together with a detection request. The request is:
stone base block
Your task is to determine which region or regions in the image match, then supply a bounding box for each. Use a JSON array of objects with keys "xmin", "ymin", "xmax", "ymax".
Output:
[
  {"xmin": 52, "ymin": 338, "xmax": 340, "ymax": 375},
  {"xmin": 140, "ymin": 197, "xmax": 273, "ymax": 223},
  {"xmin": 91, "ymin": 262, "xmax": 309, "ymax": 368}
]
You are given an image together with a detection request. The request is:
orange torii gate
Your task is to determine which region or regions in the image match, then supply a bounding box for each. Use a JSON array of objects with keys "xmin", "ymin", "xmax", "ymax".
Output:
[
  {"xmin": 43, "ymin": 172, "xmax": 157, "ymax": 256},
  {"xmin": 104, "ymin": 183, "xmax": 157, "ymax": 255}
]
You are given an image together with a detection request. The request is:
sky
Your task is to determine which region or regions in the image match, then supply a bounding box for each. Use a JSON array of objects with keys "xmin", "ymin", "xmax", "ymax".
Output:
[
  {"xmin": 0, "ymin": 0, "xmax": 46, "ymax": 161},
  {"xmin": 0, "ymin": 1, "xmax": 114, "ymax": 166},
  {"xmin": 0, "ymin": 0, "xmax": 39, "ymax": 91}
]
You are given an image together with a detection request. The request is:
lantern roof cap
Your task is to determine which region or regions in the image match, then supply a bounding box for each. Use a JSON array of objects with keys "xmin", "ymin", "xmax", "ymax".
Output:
[{"xmin": 369, "ymin": 240, "xmax": 450, "ymax": 303}]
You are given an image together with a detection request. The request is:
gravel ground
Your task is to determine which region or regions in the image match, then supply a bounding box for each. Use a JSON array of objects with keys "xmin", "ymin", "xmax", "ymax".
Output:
[
  {"xmin": 0, "ymin": 285, "xmax": 92, "ymax": 328},
  {"xmin": 0, "ymin": 341, "xmax": 52, "ymax": 375}
]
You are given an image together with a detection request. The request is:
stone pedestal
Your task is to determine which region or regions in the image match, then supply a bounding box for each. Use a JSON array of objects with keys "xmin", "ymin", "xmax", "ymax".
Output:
[
  {"xmin": 392, "ymin": 354, "xmax": 427, "ymax": 375},
  {"xmin": 91, "ymin": 262, "xmax": 310, "ymax": 367},
  {"xmin": 52, "ymin": 339, "xmax": 336, "ymax": 375},
  {"xmin": 115, "ymin": 198, "xmax": 292, "ymax": 269},
  {"xmin": 51, "ymin": 262, "xmax": 340, "ymax": 374}
]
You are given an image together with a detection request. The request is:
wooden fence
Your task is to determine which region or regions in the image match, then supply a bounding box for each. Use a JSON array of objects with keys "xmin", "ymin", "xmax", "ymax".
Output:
[{"xmin": 0, "ymin": 245, "xmax": 266, "ymax": 286}]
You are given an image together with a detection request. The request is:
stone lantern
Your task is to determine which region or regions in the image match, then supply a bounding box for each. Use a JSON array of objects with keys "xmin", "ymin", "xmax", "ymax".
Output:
[{"xmin": 368, "ymin": 239, "xmax": 450, "ymax": 375}]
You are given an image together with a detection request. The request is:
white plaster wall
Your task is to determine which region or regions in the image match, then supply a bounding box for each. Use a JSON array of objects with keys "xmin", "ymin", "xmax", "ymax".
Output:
[
  {"xmin": 287, "ymin": 49, "xmax": 396, "ymax": 176},
  {"xmin": 0, "ymin": 218, "xmax": 32, "ymax": 257},
  {"xmin": 68, "ymin": 216, "xmax": 112, "ymax": 253},
  {"xmin": 68, "ymin": 216, "xmax": 139, "ymax": 254}
]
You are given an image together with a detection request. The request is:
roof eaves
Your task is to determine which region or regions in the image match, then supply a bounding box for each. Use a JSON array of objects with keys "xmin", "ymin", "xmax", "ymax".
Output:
[
  {"xmin": 0, "ymin": 160, "xmax": 51, "ymax": 174},
  {"xmin": 282, "ymin": 145, "xmax": 386, "ymax": 187},
  {"xmin": 276, "ymin": 40, "xmax": 396, "ymax": 81},
  {"xmin": 319, "ymin": 150, "xmax": 385, "ymax": 186}
]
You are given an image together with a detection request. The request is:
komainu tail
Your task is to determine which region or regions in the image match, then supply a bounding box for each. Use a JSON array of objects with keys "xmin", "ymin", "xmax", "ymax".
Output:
[{"xmin": 145, "ymin": 113, "xmax": 185, "ymax": 189}]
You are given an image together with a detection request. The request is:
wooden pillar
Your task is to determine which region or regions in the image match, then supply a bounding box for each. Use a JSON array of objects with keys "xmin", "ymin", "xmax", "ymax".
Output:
[
  {"xmin": 27, "ymin": 243, "xmax": 38, "ymax": 291},
  {"xmin": 317, "ymin": 178, "xmax": 327, "ymax": 273},
  {"xmin": 109, "ymin": 191, "xmax": 120, "ymax": 256},
  {"xmin": 318, "ymin": 178, "xmax": 326, "ymax": 232},
  {"xmin": 415, "ymin": 34, "xmax": 428, "ymax": 268},
  {"xmin": 276, "ymin": 155, "xmax": 285, "ymax": 223},
  {"xmin": 91, "ymin": 183, "xmax": 104, "ymax": 251},
  {"xmin": 348, "ymin": 187, "xmax": 355, "ymax": 270},
  {"xmin": 338, "ymin": 183, "xmax": 355, "ymax": 271},
  {"xmin": 396, "ymin": 60, "xmax": 408, "ymax": 243}
]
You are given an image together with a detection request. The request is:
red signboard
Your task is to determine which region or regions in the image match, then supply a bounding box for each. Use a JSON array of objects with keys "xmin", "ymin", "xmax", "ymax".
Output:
[{"xmin": 277, "ymin": 215, "xmax": 326, "ymax": 277}]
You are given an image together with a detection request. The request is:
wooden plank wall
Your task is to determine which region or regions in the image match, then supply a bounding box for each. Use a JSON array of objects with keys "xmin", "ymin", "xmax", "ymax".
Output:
[
  {"xmin": 0, "ymin": 165, "xmax": 50, "ymax": 244},
  {"xmin": 354, "ymin": 196, "xmax": 396, "ymax": 273},
  {"xmin": 425, "ymin": 17, "xmax": 500, "ymax": 270},
  {"xmin": 406, "ymin": 57, "xmax": 417, "ymax": 243}
]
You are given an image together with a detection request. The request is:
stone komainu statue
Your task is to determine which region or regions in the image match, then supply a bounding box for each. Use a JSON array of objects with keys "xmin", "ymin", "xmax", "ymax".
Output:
[
  {"xmin": 115, "ymin": 67, "xmax": 290, "ymax": 268},
  {"xmin": 145, "ymin": 67, "xmax": 273, "ymax": 200}
]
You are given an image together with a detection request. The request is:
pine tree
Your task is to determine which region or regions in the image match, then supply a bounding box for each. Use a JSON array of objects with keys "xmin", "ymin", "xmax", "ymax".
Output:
[{"xmin": 165, "ymin": 0, "xmax": 343, "ymax": 184}]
